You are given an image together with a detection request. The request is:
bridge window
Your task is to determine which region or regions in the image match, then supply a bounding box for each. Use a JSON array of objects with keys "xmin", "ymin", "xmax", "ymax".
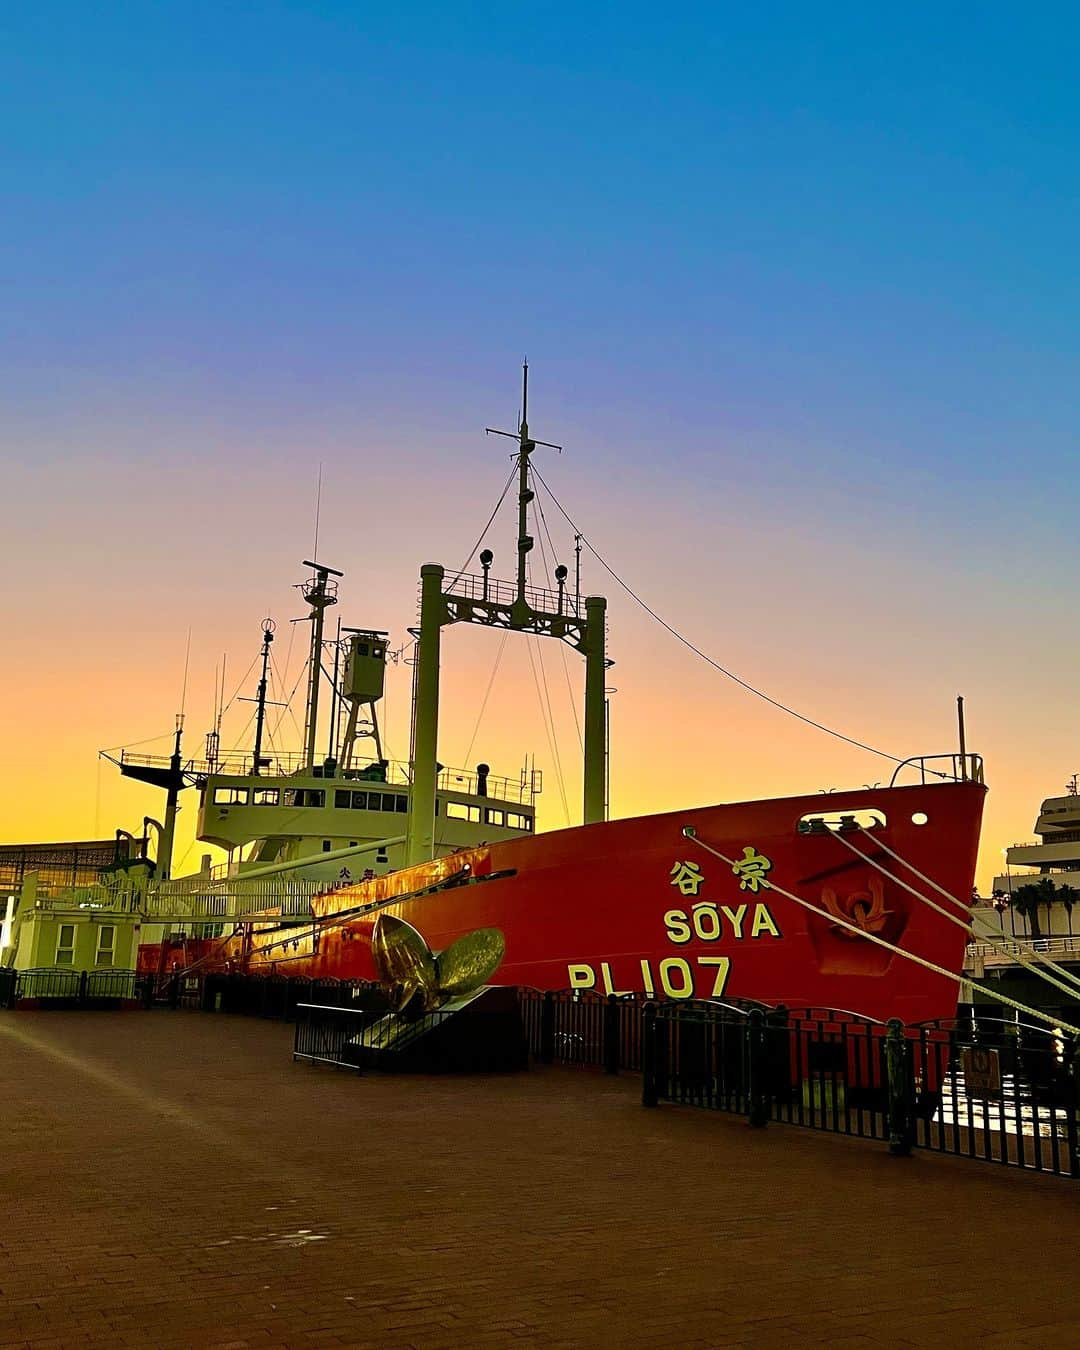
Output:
[
  {"xmin": 485, "ymin": 808, "xmax": 505, "ymax": 827},
  {"xmin": 283, "ymin": 789, "xmax": 325, "ymax": 808},
  {"xmin": 446, "ymin": 801, "xmax": 482, "ymax": 823},
  {"xmin": 253, "ymin": 788, "xmax": 279, "ymax": 806},
  {"xmin": 506, "ymin": 812, "xmax": 533, "ymax": 832},
  {"xmin": 95, "ymin": 925, "xmax": 115, "ymax": 968},
  {"xmin": 213, "ymin": 786, "xmax": 249, "ymax": 806},
  {"xmin": 56, "ymin": 923, "xmax": 75, "ymax": 965},
  {"xmin": 335, "ymin": 790, "xmax": 350, "ymax": 809}
]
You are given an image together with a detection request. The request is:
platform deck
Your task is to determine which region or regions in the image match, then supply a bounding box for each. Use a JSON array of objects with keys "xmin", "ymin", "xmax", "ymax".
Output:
[{"xmin": 0, "ymin": 1011, "xmax": 1076, "ymax": 1349}]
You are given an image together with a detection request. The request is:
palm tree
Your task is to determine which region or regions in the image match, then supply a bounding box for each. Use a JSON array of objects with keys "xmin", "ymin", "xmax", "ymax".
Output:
[
  {"xmin": 1035, "ymin": 877, "xmax": 1058, "ymax": 938},
  {"xmin": 1011, "ymin": 883, "xmax": 1043, "ymax": 939},
  {"xmin": 1057, "ymin": 883, "xmax": 1078, "ymax": 938}
]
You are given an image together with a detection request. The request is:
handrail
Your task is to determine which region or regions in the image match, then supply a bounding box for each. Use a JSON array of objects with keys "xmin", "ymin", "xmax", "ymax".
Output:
[
  {"xmin": 444, "ymin": 570, "xmax": 583, "ymax": 619},
  {"xmin": 888, "ymin": 752, "xmax": 985, "ymax": 788},
  {"xmin": 115, "ymin": 749, "xmax": 535, "ymax": 804}
]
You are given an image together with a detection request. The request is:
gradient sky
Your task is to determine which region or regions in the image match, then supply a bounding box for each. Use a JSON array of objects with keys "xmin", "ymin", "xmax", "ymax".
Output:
[{"xmin": 2, "ymin": 3, "xmax": 1078, "ymax": 889}]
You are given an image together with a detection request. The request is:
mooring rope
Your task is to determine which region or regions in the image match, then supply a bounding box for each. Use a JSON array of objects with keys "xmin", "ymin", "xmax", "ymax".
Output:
[
  {"xmin": 684, "ymin": 827, "xmax": 1080, "ymax": 1036},
  {"xmin": 830, "ymin": 831, "xmax": 1080, "ymax": 1003},
  {"xmin": 856, "ymin": 823, "xmax": 1080, "ymax": 997}
]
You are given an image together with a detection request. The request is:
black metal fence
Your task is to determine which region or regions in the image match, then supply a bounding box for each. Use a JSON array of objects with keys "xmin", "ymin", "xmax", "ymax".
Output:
[
  {"xmin": 909, "ymin": 1017, "xmax": 1079, "ymax": 1174},
  {"xmin": 193, "ymin": 972, "xmax": 391, "ymax": 1019},
  {"xmin": 293, "ymin": 1003, "xmax": 381, "ymax": 1069},
  {"xmin": 519, "ymin": 989, "xmax": 643, "ymax": 1073},
  {"xmin": 0, "ymin": 967, "xmax": 147, "ymax": 1009},
  {"xmin": 641, "ymin": 1000, "xmax": 1080, "ymax": 1179}
]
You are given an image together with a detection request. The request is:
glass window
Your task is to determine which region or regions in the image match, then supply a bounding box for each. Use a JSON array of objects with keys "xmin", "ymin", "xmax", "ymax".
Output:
[
  {"xmin": 284, "ymin": 789, "xmax": 325, "ymax": 808},
  {"xmin": 395, "ymin": 796, "xmax": 408, "ymax": 813},
  {"xmin": 351, "ymin": 791, "xmax": 367, "ymax": 810},
  {"xmin": 322, "ymin": 840, "xmax": 332, "ymax": 852},
  {"xmin": 382, "ymin": 794, "xmax": 399, "ymax": 812},
  {"xmin": 307, "ymin": 790, "xmax": 325, "ymax": 808},
  {"xmin": 95, "ymin": 925, "xmax": 115, "ymax": 968},
  {"xmin": 446, "ymin": 801, "xmax": 481, "ymax": 823},
  {"xmin": 56, "ymin": 923, "xmax": 75, "ymax": 965},
  {"xmin": 485, "ymin": 808, "xmax": 505, "ymax": 827},
  {"xmin": 335, "ymin": 790, "xmax": 351, "ymax": 809},
  {"xmin": 507, "ymin": 812, "xmax": 534, "ymax": 831},
  {"xmin": 213, "ymin": 786, "xmax": 249, "ymax": 806},
  {"xmin": 253, "ymin": 788, "xmax": 279, "ymax": 806}
]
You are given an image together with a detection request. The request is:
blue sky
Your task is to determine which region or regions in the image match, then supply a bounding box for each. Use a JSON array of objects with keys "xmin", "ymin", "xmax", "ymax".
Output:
[{"xmin": 2, "ymin": 2, "xmax": 1078, "ymax": 880}]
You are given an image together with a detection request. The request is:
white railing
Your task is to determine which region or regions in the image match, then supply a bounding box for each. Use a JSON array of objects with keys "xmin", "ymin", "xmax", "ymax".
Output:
[
  {"xmin": 117, "ymin": 750, "xmax": 535, "ymax": 804},
  {"xmin": 146, "ymin": 877, "xmax": 333, "ymax": 922},
  {"xmin": 964, "ymin": 936, "xmax": 1080, "ymax": 968}
]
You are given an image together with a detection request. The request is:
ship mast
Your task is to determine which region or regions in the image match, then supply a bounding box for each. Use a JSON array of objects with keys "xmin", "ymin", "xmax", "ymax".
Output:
[
  {"xmin": 157, "ymin": 718, "xmax": 184, "ymax": 880},
  {"xmin": 404, "ymin": 363, "xmax": 609, "ymax": 866},
  {"xmin": 300, "ymin": 561, "xmax": 341, "ymax": 770},
  {"xmin": 238, "ymin": 619, "xmax": 280, "ymax": 776}
]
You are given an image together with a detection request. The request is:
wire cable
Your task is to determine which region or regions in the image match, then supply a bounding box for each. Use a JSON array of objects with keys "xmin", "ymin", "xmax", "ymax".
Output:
[
  {"xmin": 530, "ymin": 470, "xmax": 584, "ymax": 752},
  {"xmin": 447, "ymin": 466, "xmax": 518, "ymax": 589},
  {"xmin": 463, "ymin": 630, "xmax": 509, "ymax": 768},
  {"xmin": 531, "ymin": 466, "xmax": 915, "ymax": 771}
]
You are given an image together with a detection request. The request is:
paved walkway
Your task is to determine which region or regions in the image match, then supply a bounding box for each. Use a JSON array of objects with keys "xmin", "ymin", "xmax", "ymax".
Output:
[{"xmin": 1, "ymin": 1012, "xmax": 1078, "ymax": 1349}]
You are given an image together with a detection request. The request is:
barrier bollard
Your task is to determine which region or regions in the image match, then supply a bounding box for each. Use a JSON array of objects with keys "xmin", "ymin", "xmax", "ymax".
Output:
[
  {"xmin": 1067, "ymin": 1035, "xmax": 1080, "ymax": 1180},
  {"xmin": 747, "ymin": 1007, "xmax": 769, "ymax": 1128},
  {"xmin": 603, "ymin": 995, "xmax": 621, "ymax": 1075},
  {"xmin": 642, "ymin": 1003, "xmax": 658, "ymax": 1107},
  {"xmin": 540, "ymin": 990, "xmax": 555, "ymax": 1065},
  {"xmin": 885, "ymin": 1018, "xmax": 913, "ymax": 1156}
]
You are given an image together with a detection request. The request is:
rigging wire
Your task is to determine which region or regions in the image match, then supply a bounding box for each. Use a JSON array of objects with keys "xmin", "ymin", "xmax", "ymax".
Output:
[
  {"xmin": 446, "ymin": 466, "xmax": 518, "ymax": 588},
  {"xmin": 221, "ymin": 652, "xmax": 262, "ymax": 719},
  {"xmin": 531, "ymin": 465, "xmax": 913, "ymax": 770},
  {"xmin": 99, "ymin": 730, "xmax": 175, "ymax": 754},
  {"xmin": 463, "ymin": 630, "xmax": 509, "ymax": 768},
  {"xmin": 530, "ymin": 469, "xmax": 584, "ymax": 752},
  {"xmin": 524, "ymin": 557, "xmax": 571, "ymax": 825}
]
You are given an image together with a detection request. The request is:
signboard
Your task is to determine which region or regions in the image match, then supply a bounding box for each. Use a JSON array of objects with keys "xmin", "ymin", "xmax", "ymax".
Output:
[{"xmin": 961, "ymin": 1046, "xmax": 1001, "ymax": 1097}]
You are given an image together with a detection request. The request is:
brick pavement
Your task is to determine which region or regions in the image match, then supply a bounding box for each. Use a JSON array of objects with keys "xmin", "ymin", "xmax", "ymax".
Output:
[{"xmin": 1, "ymin": 1011, "xmax": 1078, "ymax": 1349}]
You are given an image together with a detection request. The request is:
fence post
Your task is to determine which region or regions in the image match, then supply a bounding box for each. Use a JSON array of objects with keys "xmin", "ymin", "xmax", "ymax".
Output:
[
  {"xmin": 1067, "ymin": 1034, "xmax": 1080, "ymax": 1180},
  {"xmin": 540, "ymin": 990, "xmax": 555, "ymax": 1065},
  {"xmin": 78, "ymin": 970, "xmax": 89, "ymax": 1008},
  {"xmin": 747, "ymin": 1007, "xmax": 769, "ymax": 1127},
  {"xmin": 167, "ymin": 972, "xmax": 180, "ymax": 1010},
  {"xmin": 642, "ymin": 1002, "xmax": 658, "ymax": 1107},
  {"xmin": 603, "ymin": 995, "xmax": 621, "ymax": 1074},
  {"xmin": 885, "ymin": 1018, "xmax": 913, "ymax": 1156}
]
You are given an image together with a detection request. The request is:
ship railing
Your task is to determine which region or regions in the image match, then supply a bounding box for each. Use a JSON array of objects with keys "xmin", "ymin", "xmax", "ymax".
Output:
[
  {"xmin": 444, "ymin": 571, "xmax": 583, "ymax": 620},
  {"xmin": 28, "ymin": 879, "xmax": 146, "ymax": 914},
  {"xmin": 887, "ymin": 752, "xmax": 985, "ymax": 787},
  {"xmin": 115, "ymin": 750, "xmax": 534, "ymax": 803},
  {"xmin": 145, "ymin": 876, "xmax": 330, "ymax": 922}
]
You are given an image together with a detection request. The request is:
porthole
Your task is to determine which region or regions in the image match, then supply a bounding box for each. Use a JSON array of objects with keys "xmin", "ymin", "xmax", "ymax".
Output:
[{"xmin": 911, "ymin": 811, "xmax": 929, "ymax": 826}]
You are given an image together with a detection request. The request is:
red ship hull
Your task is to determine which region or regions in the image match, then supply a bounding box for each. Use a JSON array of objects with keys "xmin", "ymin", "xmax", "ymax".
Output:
[{"xmin": 157, "ymin": 780, "xmax": 986, "ymax": 1025}]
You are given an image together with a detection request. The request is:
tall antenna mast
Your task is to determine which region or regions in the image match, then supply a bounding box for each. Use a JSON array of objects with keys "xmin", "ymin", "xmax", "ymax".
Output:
[
  {"xmin": 299, "ymin": 560, "xmax": 342, "ymax": 770},
  {"xmin": 252, "ymin": 620, "xmax": 275, "ymax": 775},
  {"xmin": 486, "ymin": 359, "xmax": 561, "ymax": 612}
]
